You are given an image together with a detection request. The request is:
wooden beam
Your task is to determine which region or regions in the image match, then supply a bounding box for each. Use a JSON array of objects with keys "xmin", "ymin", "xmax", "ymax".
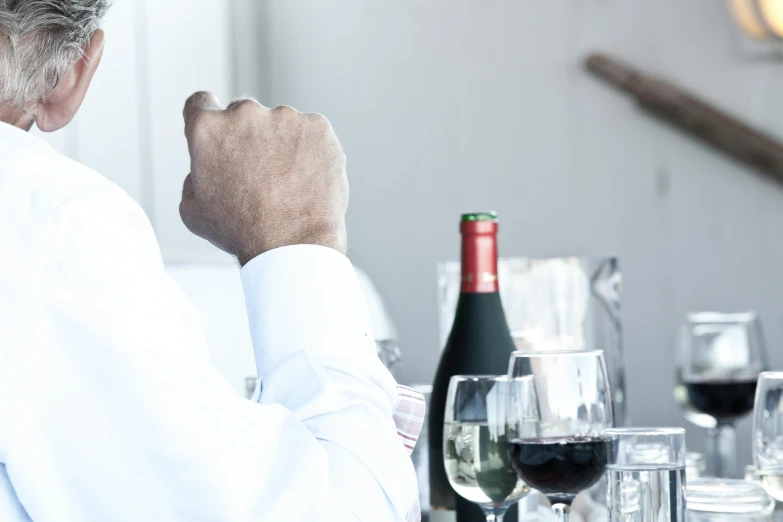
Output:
[{"xmin": 586, "ymin": 53, "xmax": 783, "ymax": 186}]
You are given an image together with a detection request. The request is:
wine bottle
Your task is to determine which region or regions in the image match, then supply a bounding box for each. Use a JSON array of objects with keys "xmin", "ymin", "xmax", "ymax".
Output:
[{"xmin": 428, "ymin": 212, "xmax": 519, "ymax": 522}]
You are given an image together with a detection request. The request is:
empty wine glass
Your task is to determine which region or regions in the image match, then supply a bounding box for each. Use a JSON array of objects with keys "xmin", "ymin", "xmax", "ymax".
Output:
[
  {"xmin": 753, "ymin": 372, "xmax": 783, "ymax": 502},
  {"xmin": 506, "ymin": 350, "xmax": 614, "ymax": 522},
  {"xmin": 674, "ymin": 312, "xmax": 768, "ymax": 478},
  {"xmin": 443, "ymin": 375, "xmax": 530, "ymax": 522}
]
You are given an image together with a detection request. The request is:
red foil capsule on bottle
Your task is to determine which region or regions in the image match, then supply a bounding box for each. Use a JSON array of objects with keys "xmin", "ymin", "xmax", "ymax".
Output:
[{"xmin": 460, "ymin": 218, "xmax": 499, "ymax": 294}]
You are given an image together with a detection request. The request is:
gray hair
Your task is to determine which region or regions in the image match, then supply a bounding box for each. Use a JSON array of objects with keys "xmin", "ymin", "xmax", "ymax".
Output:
[{"xmin": 0, "ymin": 0, "xmax": 109, "ymax": 108}]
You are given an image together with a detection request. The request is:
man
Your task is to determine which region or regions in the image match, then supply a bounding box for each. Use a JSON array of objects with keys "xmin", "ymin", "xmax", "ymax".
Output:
[{"xmin": 0, "ymin": 1, "xmax": 420, "ymax": 521}]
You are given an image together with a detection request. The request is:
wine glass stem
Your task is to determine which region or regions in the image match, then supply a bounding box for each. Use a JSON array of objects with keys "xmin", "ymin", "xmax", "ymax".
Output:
[
  {"xmin": 483, "ymin": 507, "xmax": 505, "ymax": 522},
  {"xmin": 552, "ymin": 503, "xmax": 571, "ymax": 522},
  {"xmin": 707, "ymin": 423, "xmax": 737, "ymax": 478}
]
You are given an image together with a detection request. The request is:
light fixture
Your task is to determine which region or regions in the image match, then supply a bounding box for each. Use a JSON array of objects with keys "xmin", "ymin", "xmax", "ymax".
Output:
[
  {"xmin": 730, "ymin": 0, "xmax": 783, "ymax": 41},
  {"xmin": 759, "ymin": 0, "xmax": 783, "ymax": 38},
  {"xmin": 730, "ymin": 0, "xmax": 768, "ymax": 40}
]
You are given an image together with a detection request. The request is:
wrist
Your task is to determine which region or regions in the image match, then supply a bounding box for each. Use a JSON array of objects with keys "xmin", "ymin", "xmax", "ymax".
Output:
[{"xmin": 237, "ymin": 222, "xmax": 347, "ymax": 266}]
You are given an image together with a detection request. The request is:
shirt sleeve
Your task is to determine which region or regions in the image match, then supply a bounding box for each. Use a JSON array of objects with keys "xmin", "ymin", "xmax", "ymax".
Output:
[{"xmin": 4, "ymin": 185, "xmax": 419, "ymax": 522}]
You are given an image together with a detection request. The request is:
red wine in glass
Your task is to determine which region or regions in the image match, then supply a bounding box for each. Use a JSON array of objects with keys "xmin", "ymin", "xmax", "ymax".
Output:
[
  {"xmin": 508, "ymin": 436, "xmax": 608, "ymax": 506},
  {"xmin": 683, "ymin": 376, "xmax": 758, "ymax": 421}
]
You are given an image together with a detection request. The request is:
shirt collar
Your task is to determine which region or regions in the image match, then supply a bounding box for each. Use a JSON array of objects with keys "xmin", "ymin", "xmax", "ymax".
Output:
[{"xmin": 0, "ymin": 120, "xmax": 55, "ymax": 154}]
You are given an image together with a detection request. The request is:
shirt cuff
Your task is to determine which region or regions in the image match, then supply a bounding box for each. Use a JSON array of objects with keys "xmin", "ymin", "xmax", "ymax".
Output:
[{"xmin": 240, "ymin": 245, "xmax": 376, "ymax": 379}]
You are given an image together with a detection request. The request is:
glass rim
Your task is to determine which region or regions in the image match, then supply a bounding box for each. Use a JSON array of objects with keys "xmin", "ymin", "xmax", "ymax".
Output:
[
  {"xmin": 510, "ymin": 349, "xmax": 604, "ymax": 357},
  {"xmin": 686, "ymin": 478, "xmax": 775, "ymax": 514},
  {"xmin": 606, "ymin": 427, "xmax": 685, "ymax": 437},
  {"xmin": 759, "ymin": 371, "xmax": 783, "ymax": 379},
  {"xmin": 448, "ymin": 374, "xmax": 508, "ymax": 383},
  {"xmin": 686, "ymin": 311, "xmax": 758, "ymax": 323}
]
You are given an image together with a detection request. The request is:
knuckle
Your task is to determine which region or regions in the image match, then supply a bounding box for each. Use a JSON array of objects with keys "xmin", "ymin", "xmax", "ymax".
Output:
[
  {"xmin": 273, "ymin": 104, "xmax": 298, "ymax": 117},
  {"xmin": 229, "ymin": 98, "xmax": 262, "ymax": 115},
  {"xmin": 183, "ymin": 91, "xmax": 218, "ymax": 119},
  {"xmin": 187, "ymin": 91, "xmax": 207, "ymax": 102},
  {"xmin": 307, "ymin": 112, "xmax": 331, "ymax": 130},
  {"xmin": 184, "ymin": 91, "xmax": 209, "ymax": 111}
]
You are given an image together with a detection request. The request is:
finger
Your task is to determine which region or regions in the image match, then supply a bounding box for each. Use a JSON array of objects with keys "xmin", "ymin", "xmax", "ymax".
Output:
[
  {"xmin": 183, "ymin": 91, "xmax": 221, "ymax": 134},
  {"xmin": 226, "ymin": 97, "xmax": 267, "ymax": 111},
  {"xmin": 181, "ymin": 173, "xmax": 195, "ymax": 199},
  {"xmin": 179, "ymin": 203, "xmax": 205, "ymax": 238},
  {"xmin": 179, "ymin": 196, "xmax": 229, "ymax": 255},
  {"xmin": 179, "ymin": 176, "xmax": 202, "ymax": 235}
]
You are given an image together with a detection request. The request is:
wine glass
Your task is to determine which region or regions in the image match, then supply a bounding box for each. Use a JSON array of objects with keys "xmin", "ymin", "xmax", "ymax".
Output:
[
  {"xmin": 674, "ymin": 312, "xmax": 768, "ymax": 478},
  {"xmin": 443, "ymin": 375, "xmax": 530, "ymax": 522},
  {"xmin": 506, "ymin": 350, "xmax": 614, "ymax": 522},
  {"xmin": 753, "ymin": 372, "xmax": 783, "ymax": 502}
]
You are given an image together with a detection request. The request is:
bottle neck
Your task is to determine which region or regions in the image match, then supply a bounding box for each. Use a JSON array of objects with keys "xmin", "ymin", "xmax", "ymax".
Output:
[{"xmin": 460, "ymin": 220, "xmax": 499, "ymax": 293}]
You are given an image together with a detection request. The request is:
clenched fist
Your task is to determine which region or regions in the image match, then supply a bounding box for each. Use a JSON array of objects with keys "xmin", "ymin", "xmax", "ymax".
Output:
[{"xmin": 179, "ymin": 92, "xmax": 348, "ymax": 265}]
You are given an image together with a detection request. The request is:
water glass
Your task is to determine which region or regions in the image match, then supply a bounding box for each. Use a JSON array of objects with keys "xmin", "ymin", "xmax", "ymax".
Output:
[
  {"xmin": 687, "ymin": 479, "xmax": 774, "ymax": 521},
  {"xmin": 606, "ymin": 428, "xmax": 686, "ymax": 522},
  {"xmin": 753, "ymin": 371, "xmax": 783, "ymax": 502}
]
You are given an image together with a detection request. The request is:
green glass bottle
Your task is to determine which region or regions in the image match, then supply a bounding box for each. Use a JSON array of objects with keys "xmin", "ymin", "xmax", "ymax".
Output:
[{"xmin": 428, "ymin": 212, "xmax": 519, "ymax": 522}]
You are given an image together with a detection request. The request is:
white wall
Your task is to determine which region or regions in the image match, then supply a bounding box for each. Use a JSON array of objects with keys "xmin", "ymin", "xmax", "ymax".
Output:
[
  {"xmin": 142, "ymin": 0, "xmax": 235, "ymax": 263},
  {"xmin": 250, "ymin": 0, "xmax": 783, "ymax": 465}
]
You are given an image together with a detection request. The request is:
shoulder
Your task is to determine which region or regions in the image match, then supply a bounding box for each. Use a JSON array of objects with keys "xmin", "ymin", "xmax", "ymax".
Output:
[
  {"xmin": 0, "ymin": 140, "xmax": 167, "ymax": 353},
  {"xmin": 2, "ymin": 134, "xmax": 110, "ymax": 209},
  {"xmin": 2, "ymin": 138, "xmax": 151, "ymax": 244},
  {"xmin": 5, "ymin": 145, "xmax": 166, "ymax": 280},
  {"xmin": 47, "ymin": 177, "xmax": 164, "ymax": 280},
  {"xmin": 0, "ymin": 137, "xmax": 163, "ymax": 285}
]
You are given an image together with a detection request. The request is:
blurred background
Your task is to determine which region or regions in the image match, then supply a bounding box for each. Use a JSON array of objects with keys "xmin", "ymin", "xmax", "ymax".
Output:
[{"xmin": 33, "ymin": 0, "xmax": 783, "ymax": 471}]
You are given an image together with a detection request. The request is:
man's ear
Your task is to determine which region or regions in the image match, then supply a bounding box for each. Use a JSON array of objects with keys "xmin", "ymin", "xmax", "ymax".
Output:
[{"xmin": 34, "ymin": 29, "xmax": 105, "ymax": 132}]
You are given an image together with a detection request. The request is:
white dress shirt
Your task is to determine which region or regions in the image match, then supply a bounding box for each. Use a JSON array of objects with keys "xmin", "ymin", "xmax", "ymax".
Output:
[{"xmin": 0, "ymin": 122, "xmax": 419, "ymax": 521}]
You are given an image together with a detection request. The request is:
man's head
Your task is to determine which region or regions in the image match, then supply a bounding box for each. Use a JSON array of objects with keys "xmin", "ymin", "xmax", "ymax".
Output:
[{"xmin": 0, "ymin": 0, "xmax": 108, "ymax": 131}]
